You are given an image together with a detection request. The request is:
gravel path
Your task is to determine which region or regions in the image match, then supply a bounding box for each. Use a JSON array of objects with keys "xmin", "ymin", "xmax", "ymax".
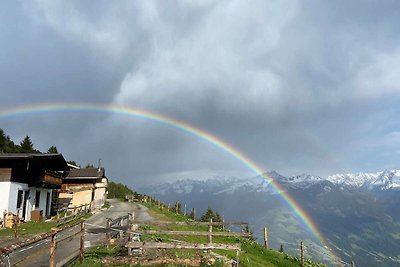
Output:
[{"xmin": 5, "ymin": 199, "xmax": 153, "ymax": 267}]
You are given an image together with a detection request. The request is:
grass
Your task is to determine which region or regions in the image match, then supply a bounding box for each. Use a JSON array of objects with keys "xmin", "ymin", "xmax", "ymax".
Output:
[
  {"xmin": 141, "ymin": 202, "xmax": 328, "ymax": 267},
  {"xmin": 102, "ymin": 201, "xmax": 111, "ymax": 209},
  {"xmin": 0, "ymin": 212, "xmax": 91, "ymax": 238},
  {"xmin": 0, "ymin": 220, "xmax": 57, "ymax": 237},
  {"xmin": 72, "ymin": 200, "xmax": 328, "ymax": 266}
]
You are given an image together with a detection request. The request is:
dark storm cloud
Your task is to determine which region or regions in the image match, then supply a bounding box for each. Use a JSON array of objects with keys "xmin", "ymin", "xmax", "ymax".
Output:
[{"xmin": 1, "ymin": 1, "xmax": 400, "ymax": 185}]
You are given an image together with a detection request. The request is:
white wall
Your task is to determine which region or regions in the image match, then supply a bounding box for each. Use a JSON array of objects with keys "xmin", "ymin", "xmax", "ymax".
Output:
[
  {"xmin": 6, "ymin": 182, "xmax": 29, "ymax": 219},
  {"xmin": 0, "ymin": 182, "xmax": 12, "ymax": 218},
  {"xmin": 1, "ymin": 182, "xmax": 54, "ymax": 221},
  {"xmin": 30, "ymin": 187, "xmax": 53, "ymax": 219}
]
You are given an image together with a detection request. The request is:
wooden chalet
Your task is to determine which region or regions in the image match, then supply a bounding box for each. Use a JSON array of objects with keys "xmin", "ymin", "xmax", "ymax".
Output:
[
  {"xmin": 59, "ymin": 167, "xmax": 108, "ymax": 210},
  {"xmin": 0, "ymin": 154, "xmax": 69, "ymax": 222}
]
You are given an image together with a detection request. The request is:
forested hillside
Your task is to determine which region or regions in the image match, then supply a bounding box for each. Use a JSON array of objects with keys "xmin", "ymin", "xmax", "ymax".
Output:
[{"xmin": 107, "ymin": 181, "xmax": 135, "ymax": 199}]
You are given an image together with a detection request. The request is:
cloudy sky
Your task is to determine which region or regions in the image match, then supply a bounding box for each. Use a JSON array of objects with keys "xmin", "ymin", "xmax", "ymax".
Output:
[{"xmin": 1, "ymin": 0, "xmax": 400, "ymax": 187}]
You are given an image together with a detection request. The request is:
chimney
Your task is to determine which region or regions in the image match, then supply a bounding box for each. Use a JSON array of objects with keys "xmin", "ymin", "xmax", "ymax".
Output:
[{"xmin": 98, "ymin": 158, "xmax": 102, "ymax": 172}]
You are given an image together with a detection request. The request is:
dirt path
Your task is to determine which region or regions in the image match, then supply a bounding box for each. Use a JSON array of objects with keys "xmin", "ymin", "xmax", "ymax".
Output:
[{"xmin": 6, "ymin": 199, "xmax": 152, "ymax": 267}]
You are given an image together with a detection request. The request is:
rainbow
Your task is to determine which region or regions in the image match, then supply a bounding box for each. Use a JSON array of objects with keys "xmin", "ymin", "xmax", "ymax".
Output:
[{"xmin": 0, "ymin": 103, "xmax": 339, "ymax": 264}]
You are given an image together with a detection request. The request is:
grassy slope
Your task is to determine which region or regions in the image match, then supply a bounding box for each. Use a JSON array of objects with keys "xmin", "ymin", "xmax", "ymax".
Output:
[
  {"xmin": 0, "ymin": 212, "xmax": 92, "ymax": 238},
  {"xmin": 0, "ymin": 221, "xmax": 57, "ymax": 238},
  {"xmin": 140, "ymin": 202, "xmax": 327, "ymax": 267},
  {"xmin": 73, "ymin": 201, "xmax": 327, "ymax": 266}
]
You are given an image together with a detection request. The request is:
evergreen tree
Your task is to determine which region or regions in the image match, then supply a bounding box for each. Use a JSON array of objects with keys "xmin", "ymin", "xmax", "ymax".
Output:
[
  {"xmin": 47, "ymin": 146, "xmax": 58, "ymax": 154},
  {"xmin": 0, "ymin": 128, "xmax": 17, "ymax": 152},
  {"xmin": 200, "ymin": 206, "xmax": 222, "ymax": 222},
  {"xmin": 18, "ymin": 136, "xmax": 35, "ymax": 153}
]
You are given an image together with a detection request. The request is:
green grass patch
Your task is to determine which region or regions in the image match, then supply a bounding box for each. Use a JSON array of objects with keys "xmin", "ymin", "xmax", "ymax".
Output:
[
  {"xmin": 0, "ymin": 220, "xmax": 57, "ymax": 237},
  {"xmin": 102, "ymin": 201, "xmax": 111, "ymax": 209},
  {"xmin": 0, "ymin": 212, "xmax": 91, "ymax": 238},
  {"xmin": 71, "ymin": 246, "xmax": 123, "ymax": 267},
  {"xmin": 139, "ymin": 201, "xmax": 327, "ymax": 267}
]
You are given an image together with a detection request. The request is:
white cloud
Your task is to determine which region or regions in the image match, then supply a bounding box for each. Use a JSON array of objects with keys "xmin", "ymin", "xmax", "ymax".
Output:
[
  {"xmin": 354, "ymin": 49, "xmax": 400, "ymax": 98},
  {"xmin": 28, "ymin": 0, "xmax": 134, "ymax": 59},
  {"xmin": 114, "ymin": 0, "xmax": 299, "ymax": 118}
]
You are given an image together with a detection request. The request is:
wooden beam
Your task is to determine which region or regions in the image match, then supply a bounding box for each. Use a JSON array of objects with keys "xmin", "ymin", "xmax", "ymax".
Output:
[
  {"xmin": 138, "ymin": 221, "xmax": 248, "ymax": 226},
  {"xmin": 139, "ymin": 230, "xmax": 252, "ymax": 237},
  {"xmin": 126, "ymin": 241, "xmax": 240, "ymax": 251}
]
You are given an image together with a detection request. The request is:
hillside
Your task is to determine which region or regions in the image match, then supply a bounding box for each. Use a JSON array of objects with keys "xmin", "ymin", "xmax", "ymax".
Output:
[
  {"xmin": 74, "ymin": 198, "xmax": 327, "ymax": 267},
  {"xmin": 107, "ymin": 181, "xmax": 135, "ymax": 199}
]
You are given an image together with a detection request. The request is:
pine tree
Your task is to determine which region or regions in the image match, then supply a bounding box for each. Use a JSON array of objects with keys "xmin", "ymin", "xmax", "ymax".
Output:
[
  {"xmin": 19, "ymin": 136, "xmax": 35, "ymax": 153},
  {"xmin": 200, "ymin": 206, "xmax": 222, "ymax": 222},
  {"xmin": 47, "ymin": 146, "xmax": 58, "ymax": 154},
  {"xmin": 0, "ymin": 128, "xmax": 17, "ymax": 152}
]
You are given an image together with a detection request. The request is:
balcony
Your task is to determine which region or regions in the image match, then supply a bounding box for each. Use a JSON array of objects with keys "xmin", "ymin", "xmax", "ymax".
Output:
[{"xmin": 33, "ymin": 170, "xmax": 63, "ymax": 188}]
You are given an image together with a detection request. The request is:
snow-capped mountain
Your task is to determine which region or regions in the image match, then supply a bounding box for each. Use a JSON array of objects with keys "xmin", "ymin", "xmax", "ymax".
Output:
[
  {"xmin": 146, "ymin": 170, "xmax": 400, "ymax": 199},
  {"xmin": 327, "ymin": 170, "xmax": 400, "ymax": 190}
]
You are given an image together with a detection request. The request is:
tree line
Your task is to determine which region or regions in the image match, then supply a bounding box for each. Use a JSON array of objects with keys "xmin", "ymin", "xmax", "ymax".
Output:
[
  {"xmin": 0, "ymin": 128, "xmax": 59, "ymax": 154},
  {"xmin": 0, "ymin": 128, "xmax": 81, "ymax": 166},
  {"xmin": 107, "ymin": 181, "xmax": 135, "ymax": 199}
]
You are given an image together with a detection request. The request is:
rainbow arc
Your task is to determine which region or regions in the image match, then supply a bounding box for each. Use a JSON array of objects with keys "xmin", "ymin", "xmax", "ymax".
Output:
[{"xmin": 0, "ymin": 103, "xmax": 340, "ymax": 265}]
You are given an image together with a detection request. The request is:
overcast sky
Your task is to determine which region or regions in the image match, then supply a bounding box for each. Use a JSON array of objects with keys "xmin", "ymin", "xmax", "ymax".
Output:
[{"xmin": 1, "ymin": 0, "xmax": 400, "ymax": 187}]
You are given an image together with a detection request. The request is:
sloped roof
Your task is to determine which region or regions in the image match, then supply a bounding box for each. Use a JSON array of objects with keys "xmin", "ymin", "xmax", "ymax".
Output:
[
  {"xmin": 66, "ymin": 167, "xmax": 106, "ymax": 179},
  {"xmin": 0, "ymin": 153, "xmax": 69, "ymax": 171}
]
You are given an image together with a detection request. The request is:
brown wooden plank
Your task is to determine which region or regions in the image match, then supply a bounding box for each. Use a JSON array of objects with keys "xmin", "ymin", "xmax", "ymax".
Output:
[
  {"xmin": 126, "ymin": 241, "xmax": 240, "ymax": 251},
  {"xmin": 0, "ymin": 168, "xmax": 12, "ymax": 182},
  {"xmin": 139, "ymin": 230, "xmax": 252, "ymax": 237},
  {"xmin": 138, "ymin": 221, "xmax": 248, "ymax": 226}
]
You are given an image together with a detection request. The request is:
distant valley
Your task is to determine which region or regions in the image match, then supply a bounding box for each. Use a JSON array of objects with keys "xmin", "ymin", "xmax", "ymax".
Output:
[{"xmin": 139, "ymin": 170, "xmax": 400, "ymax": 267}]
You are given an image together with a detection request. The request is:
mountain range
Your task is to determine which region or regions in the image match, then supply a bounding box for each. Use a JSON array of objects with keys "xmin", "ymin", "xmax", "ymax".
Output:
[{"xmin": 139, "ymin": 170, "xmax": 400, "ymax": 267}]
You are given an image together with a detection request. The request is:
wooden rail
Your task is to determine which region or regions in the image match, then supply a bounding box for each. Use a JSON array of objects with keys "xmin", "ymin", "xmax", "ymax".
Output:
[
  {"xmin": 139, "ymin": 230, "xmax": 252, "ymax": 237},
  {"xmin": 56, "ymin": 204, "xmax": 91, "ymax": 226},
  {"xmin": 126, "ymin": 241, "xmax": 240, "ymax": 253},
  {"xmin": 138, "ymin": 221, "xmax": 248, "ymax": 226}
]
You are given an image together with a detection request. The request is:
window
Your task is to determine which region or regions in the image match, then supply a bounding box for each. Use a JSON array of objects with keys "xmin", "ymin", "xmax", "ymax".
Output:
[
  {"xmin": 17, "ymin": 190, "xmax": 23, "ymax": 209},
  {"xmin": 35, "ymin": 191, "xmax": 41, "ymax": 209}
]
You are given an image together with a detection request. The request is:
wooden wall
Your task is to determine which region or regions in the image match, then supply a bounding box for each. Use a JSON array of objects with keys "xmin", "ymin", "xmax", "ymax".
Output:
[{"xmin": 0, "ymin": 168, "xmax": 12, "ymax": 182}]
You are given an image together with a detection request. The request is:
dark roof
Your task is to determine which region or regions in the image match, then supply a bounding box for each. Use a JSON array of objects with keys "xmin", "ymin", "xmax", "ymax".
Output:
[
  {"xmin": 66, "ymin": 167, "xmax": 106, "ymax": 179},
  {"xmin": 0, "ymin": 153, "xmax": 69, "ymax": 171},
  {"xmin": 0, "ymin": 153, "xmax": 62, "ymax": 159}
]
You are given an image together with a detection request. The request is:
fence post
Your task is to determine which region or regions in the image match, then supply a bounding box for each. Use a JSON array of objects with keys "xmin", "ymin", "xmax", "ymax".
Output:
[
  {"xmin": 13, "ymin": 222, "xmax": 18, "ymax": 238},
  {"xmin": 222, "ymin": 215, "xmax": 225, "ymax": 231},
  {"xmin": 208, "ymin": 218, "xmax": 213, "ymax": 244},
  {"xmin": 192, "ymin": 208, "xmax": 196, "ymax": 220},
  {"xmin": 80, "ymin": 222, "xmax": 85, "ymax": 263},
  {"xmin": 128, "ymin": 213, "xmax": 133, "ymax": 241},
  {"xmin": 49, "ymin": 231, "xmax": 57, "ymax": 267},
  {"xmin": 263, "ymin": 226, "xmax": 268, "ymax": 248},
  {"xmin": 184, "ymin": 204, "xmax": 187, "ymax": 216},
  {"xmin": 106, "ymin": 218, "xmax": 111, "ymax": 247},
  {"xmin": 300, "ymin": 241, "xmax": 304, "ymax": 267},
  {"xmin": 236, "ymin": 249, "xmax": 240, "ymax": 267},
  {"xmin": 351, "ymin": 260, "xmax": 355, "ymax": 267}
]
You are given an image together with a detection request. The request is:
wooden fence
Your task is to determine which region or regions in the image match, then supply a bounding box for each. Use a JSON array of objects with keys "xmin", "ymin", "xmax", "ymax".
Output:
[{"xmin": 56, "ymin": 204, "xmax": 91, "ymax": 227}]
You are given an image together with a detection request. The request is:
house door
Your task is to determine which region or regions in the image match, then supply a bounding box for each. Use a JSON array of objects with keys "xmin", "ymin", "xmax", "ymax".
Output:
[{"xmin": 22, "ymin": 190, "xmax": 30, "ymax": 220}]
